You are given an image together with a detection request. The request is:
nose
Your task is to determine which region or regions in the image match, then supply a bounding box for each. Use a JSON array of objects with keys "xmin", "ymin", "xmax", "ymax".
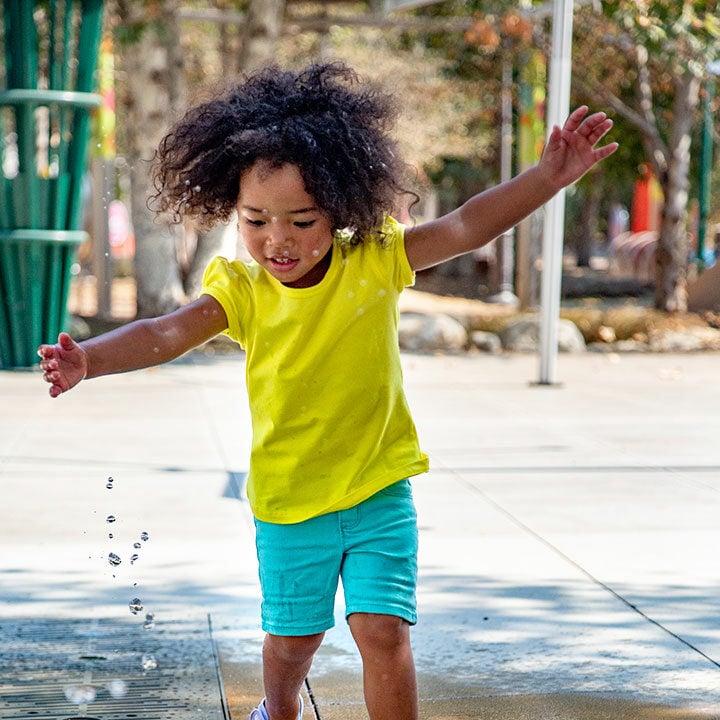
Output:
[{"xmin": 265, "ymin": 218, "xmax": 293, "ymax": 246}]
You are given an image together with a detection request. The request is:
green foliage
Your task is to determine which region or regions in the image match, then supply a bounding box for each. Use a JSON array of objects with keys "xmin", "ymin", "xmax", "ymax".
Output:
[{"xmin": 601, "ymin": 0, "xmax": 720, "ymax": 73}]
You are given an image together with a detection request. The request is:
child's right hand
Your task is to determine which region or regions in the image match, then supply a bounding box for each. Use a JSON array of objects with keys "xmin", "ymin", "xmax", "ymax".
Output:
[{"xmin": 37, "ymin": 332, "xmax": 88, "ymax": 398}]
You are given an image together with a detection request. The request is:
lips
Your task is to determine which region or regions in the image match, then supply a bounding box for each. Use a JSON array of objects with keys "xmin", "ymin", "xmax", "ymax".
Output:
[{"xmin": 268, "ymin": 256, "xmax": 299, "ymax": 273}]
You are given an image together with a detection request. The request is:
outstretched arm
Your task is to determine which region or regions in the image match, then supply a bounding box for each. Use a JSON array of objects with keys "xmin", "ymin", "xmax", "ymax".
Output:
[
  {"xmin": 37, "ymin": 294, "xmax": 228, "ymax": 398},
  {"xmin": 404, "ymin": 106, "xmax": 618, "ymax": 272}
]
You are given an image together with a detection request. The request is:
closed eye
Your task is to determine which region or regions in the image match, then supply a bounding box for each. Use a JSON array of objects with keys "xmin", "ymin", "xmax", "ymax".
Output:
[
  {"xmin": 244, "ymin": 218, "xmax": 265, "ymax": 227},
  {"xmin": 294, "ymin": 220, "xmax": 316, "ymax": 228}
]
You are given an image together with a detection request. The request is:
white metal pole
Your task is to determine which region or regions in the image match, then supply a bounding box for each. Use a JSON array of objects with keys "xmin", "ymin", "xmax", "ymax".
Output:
[{"xmin": 538, "ymin": 0, "xmax": 574, "ymax": 384}]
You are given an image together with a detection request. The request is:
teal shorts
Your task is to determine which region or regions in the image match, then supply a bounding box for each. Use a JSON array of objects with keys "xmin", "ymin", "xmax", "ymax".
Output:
[{"xmin": 254, "ymin": 479, "xmax": 418, "ymax": 636}]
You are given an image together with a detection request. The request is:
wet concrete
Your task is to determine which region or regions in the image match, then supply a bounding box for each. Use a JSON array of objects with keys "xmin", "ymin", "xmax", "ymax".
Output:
[
  {"xmin": 2, "ymin": 352, "xmax": 720, "ymax": 718},
  {"xmin": 218, "ymin": 655, "xmax": 718, "ymax": 720}
]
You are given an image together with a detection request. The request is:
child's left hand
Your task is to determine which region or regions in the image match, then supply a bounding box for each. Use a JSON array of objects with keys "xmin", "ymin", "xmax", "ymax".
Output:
[{"xmin": 540, "ymin": 106, "xmax": 618, "ymax": 191}]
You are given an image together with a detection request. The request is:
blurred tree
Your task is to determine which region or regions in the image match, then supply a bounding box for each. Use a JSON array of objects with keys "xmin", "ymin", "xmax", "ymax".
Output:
[
  {"xmin": 114, "ymin": 0, "xmax": 187, "ymax": 318},
  {"xmin": 573, "ymin": 0, "xmax": 720, "ymax": 312},
  {"xmin": 112, "ymin": 0, "xmax": 286, "ymax": 318}
]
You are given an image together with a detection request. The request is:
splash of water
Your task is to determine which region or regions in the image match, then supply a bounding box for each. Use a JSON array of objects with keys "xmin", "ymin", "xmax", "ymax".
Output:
[
  {"xmin": 106, "ymin": 678, "xmax": 128, "ymax": 699},
  {"xmin": 141, "ymin": 653, "xmax": 158, "ymax": 670},
  {"xmin": 64, "ymin": 684, "xmax": 96, "ymax": 704}
]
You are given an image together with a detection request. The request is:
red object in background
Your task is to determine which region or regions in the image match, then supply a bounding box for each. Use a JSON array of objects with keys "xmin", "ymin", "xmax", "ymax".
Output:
[{"xmin": 631, "ymin": 163, "xmax": 663, "ymax": 233}]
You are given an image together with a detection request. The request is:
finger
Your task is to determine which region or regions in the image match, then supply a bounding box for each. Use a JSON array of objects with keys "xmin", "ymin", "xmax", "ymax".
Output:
[
  {"xmin": 563, "ymin": 105, "xmax": 589, "ymax": 132},
  {"xmin": 587, "ymin": 118, "xmax": 614, "ymax": 145},
  {"xmin": 591, "ymin": 142, "xmax": 619, "ymax": 163},
  {"xmin": 58, "ymin": 332, "xmax": 76, "ymax": 350}
]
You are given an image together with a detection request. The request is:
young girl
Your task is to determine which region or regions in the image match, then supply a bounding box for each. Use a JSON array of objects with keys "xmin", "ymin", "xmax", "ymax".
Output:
[{"xmin": 38, "ymin": 62, "xmax": 617, "ymax": 720}]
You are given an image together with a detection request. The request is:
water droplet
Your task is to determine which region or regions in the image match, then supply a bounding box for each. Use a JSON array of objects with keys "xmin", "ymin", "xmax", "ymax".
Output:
[
  {"xmin": 106, "ymin": 515, "xmax": 116, "ymax": 523},
  {"xmin": 130, "ymin": 554, "xmax": 139, "ymax": 564},
  {"xmin": 143, "ymin": 612, "xmax": 156, "ymax": 630},
  {"xmin": 107, "ymin": 678, "xmax": 128, "ymax": 698},
  {"xmin": 108, "ymin": 533, "xmax": 113, "ymax": 539},
  {"xmin": 141, "ymin": 653, "xmax": 158, "ymax": 670},
  {"xmin": 129, "ymin": 597, "xmax": 143, "ymax": 614},
  {"xmin": 140, "ymin": 532, "xmax": 149, "ymax": 542},
  {"xmin": 311, "ymin": 249, "xmax": 320, "ymax": 257},
  {"xmin": 108, "ymin": 553, "xmax": 121, "ymax": 567},
  {"xmin": 106, "ymin": 476, "xmax": 114, "ymax": 489},
  {"xmin": 64, "ymin": 684, "xmax": 96, "ymax": 704},
  {"xmin": 185, "ymin": 179, "xmax": 191, "ymax": 186},
  {"xmin": 193, "ymin": 185, "xmax": 201, "ymax": 193},
  {"xmin": 133, "ymin": 542, "xmax": 141, "ymax": 549}
]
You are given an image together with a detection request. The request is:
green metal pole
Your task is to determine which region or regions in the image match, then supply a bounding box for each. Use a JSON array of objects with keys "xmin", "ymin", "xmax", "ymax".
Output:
[{"xmin": 697, "ymin": 75, "xmax": 716, "ymax": 272}]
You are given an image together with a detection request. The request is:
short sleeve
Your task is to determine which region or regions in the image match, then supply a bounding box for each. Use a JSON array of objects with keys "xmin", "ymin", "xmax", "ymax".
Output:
[
  {"xmin": 200, "ymin": 256, "xmax": 253, "ymax": 346},
  {"xmin": 381, "ymin": 216, "xmax": 415, "ymax": 290}
]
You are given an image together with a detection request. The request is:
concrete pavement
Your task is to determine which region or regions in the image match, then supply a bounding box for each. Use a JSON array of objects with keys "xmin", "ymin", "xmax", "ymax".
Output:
[{"xmin": 1, "ymin": 349, "xmax": 719, "ymax": 719}]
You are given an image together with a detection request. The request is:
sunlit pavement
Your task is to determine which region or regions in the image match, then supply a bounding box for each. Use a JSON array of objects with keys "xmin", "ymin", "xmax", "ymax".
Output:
[{"xmin": 1, "ymin": 350, "xmax": 719, "ymax": 719}]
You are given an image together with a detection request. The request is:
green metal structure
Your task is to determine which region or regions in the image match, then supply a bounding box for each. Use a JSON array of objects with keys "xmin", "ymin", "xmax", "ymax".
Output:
[{"xmin": 0, "ymin": 0, "xmax": 103, "ymax": 368}]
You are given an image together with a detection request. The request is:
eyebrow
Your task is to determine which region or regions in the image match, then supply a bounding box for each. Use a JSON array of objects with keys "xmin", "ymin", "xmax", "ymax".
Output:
[{"xmin": 241, "ymin": 205, "xmax": 318, "ymax": 214}]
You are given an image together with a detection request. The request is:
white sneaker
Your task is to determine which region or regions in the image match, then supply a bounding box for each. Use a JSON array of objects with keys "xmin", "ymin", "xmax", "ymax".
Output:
[{"xmin": 249, "ymin": 695, "xmax": 304, "ymax": 720}]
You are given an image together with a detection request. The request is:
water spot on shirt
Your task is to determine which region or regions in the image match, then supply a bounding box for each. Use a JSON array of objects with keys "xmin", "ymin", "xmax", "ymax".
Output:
[
  {"xmin": 347, "ymin": 291, "xmax": 355, "ymax": 299},
  {"xmin": 359, "ymin": 279, "xmax": 367, "ymax": 287},
  {"xmin": 357, "ymin": 307, "xmax": 366, "ymax": 316},
  {"xmin": 377, "ymin": 289, "xmax": 387, "ymax": 297}
]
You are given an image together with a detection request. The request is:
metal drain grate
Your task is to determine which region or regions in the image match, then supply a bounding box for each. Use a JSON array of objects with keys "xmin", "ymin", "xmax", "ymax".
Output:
[{"xmin": 0, "ymin": 614, "xmax": 228, "ymax": 720}]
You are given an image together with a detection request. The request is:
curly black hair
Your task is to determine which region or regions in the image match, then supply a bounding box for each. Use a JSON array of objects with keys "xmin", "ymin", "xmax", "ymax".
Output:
[{"xmin": 150, "ymin": 62, "xmax": 413, "ymax": 242}]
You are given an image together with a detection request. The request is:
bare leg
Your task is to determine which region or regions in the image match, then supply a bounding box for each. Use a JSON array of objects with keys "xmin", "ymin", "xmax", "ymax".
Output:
[
  {"xmin": 262, "ymin": 632, "xmax": 324, "ymax": 720},
  {"xmin": 348, "ymin": 613, "xmax": 418, "ymax": 720}
]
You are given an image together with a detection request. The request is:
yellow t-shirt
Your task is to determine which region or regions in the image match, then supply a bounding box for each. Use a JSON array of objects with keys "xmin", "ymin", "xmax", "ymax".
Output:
[{"xmin": 201, "ymin": 216, "xmax": 429, "ymax": 523}]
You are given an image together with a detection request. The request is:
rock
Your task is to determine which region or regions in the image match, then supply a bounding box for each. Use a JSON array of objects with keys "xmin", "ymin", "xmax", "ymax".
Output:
[
  {"xmin": 588, "ymin": 339, "xmax": 649, "ymax": 353},
  {"xmin": 470, "ymin": 330, "xmax": 502, "ymax": 354},
  {"xmin": 66, "ymin": 314, "xmax": 92, "ymax": 340},
  {"xmin": 596, "ymin": 325, "xmax": 617, "ymax": 343},
  {"xmin": 500, "ymin": 316, "xmax": 586, "ymax": 353},
  {"xmin": 648, "ymin": 326, "xmax": 720, "ymax": 352},
  {"xmin": 398, "ymin": 312, "xmax": 468, "ymax": 353}
]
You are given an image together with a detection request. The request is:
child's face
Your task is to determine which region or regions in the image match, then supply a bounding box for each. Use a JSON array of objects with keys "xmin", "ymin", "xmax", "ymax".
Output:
[{"xmin": 237, "ymin": 162, "xmax": 334, "ymax": 288}]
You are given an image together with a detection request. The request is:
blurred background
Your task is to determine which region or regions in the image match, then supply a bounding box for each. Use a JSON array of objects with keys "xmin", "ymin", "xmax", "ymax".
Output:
[{"xmin": 1, "ymin": 0, "xmax": 719, "ymax": 353}]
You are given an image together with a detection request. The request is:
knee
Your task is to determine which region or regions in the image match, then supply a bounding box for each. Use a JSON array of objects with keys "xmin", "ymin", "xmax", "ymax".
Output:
[
  {"xmin": 264, "ymin": 632, "xmax": 324, "ymax": 664},
  {"xmin": 350, "ymin": 613, "xmax": 411, "ymax": 659}
]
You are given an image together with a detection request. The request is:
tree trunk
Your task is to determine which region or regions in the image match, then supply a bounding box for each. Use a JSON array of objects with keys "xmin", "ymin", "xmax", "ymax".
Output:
[
  {"xmin": 116, "ymin": 0, "xmax": 187, "ymax": 318},
  {"xmin": 653, "ymin": 71, "xmax": 700, "ymax": 312},
  {"xmin": 576, "ymin": 173, "xmax": 602, "ymax": 267},
  {"xmin": 181, "ymin": 0, "xmax": 288, "ymax": 299},
  {"xmin": 239, "ymin": 0, "xmax": 286, "ymax": 71}
]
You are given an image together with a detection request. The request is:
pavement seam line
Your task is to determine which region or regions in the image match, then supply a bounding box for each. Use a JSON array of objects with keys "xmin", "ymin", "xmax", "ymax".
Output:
[
  {"xmin": 209, "ymin": 613, "xmax": 233, "ymax": 720},
  {"xmin": 439, "ymin": 464, "xmax": 720, "ymax": 671},
  {"xmin": 304, "ymin": 677, "xmax": 323, "ymax": 720}
]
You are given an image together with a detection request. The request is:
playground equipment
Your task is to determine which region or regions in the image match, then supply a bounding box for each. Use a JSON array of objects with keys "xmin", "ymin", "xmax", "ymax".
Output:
[{"xmin": 0, "ymin": 0, "xmax": 104, "ymax": 368}]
